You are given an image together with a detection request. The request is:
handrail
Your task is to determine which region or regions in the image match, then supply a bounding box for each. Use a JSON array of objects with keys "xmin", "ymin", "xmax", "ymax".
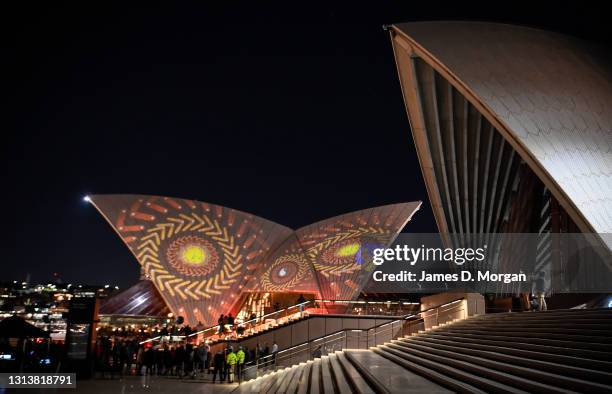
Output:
[
  {"xmin": 191, "ymin": 297, "xmax": 424, "ymax": 341},
  {"xmin": 404, "ymin": 297, "xmax": 465, "ymax": 320},
  {"xmin": 140, "ymin": 297, "xmax": 466, "ymax": 348},
  {"xmin": 243, "ymin": 297, "xmax": 468, "ymax": 378},
  {"xmin": 187, "ymin": 300, "xmax": 314, "ymax": 340},
  {"xmin": 262, "ymin": 297, "xmax": 467, "ymax": 359}
]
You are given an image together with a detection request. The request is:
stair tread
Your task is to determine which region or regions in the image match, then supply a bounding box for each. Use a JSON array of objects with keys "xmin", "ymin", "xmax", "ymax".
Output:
[
  {"xmin": 241, "ymin": 371, "xmax": 277, "ymax": 393},
  {"xmin": 260, "ymin": 368, "xmax": 286, "ymax": 393},
  {"xmin": 433, "ymin": 330, "xmax": 612, "ymax": 351},
  {"xmin": 476, "ymin": 309, "xmax": 612, "ymax": 316},
  {"xmin": 320, "ymin": 356, "xmax": 335, "ymax": 393},
  {"xmin": 295, "ymin": 361, "xmax": 313, "ymax": 394},
  {"xmin": 424, "ymin": 331, "xmax": 612, "ymax": 356},
  {"xmin": 347, "ymin": 349, "xmax": 453, "ymax": 393},
  {"xmin": 379, "ymin": 344, "xmax": 578, "ymax": 394},
  {"xmin": 310, "ymin": 358, "xmax": 321, "ymax": 394},
  {"xmin": 409, "ymin": 335, "xmax": 612, "ymax": 375},
  {"xmin": 445, "ymin": 326, "xmax": 612, "ymax": 338},
  {"xmin": 381, "ymin": 342, "xmax": 583, "ymax": 394},
  {"xmin": 388, "ymin": 340, "xmax": 612, "ymax": 392},
  {"xmin": 336, "ymin": 351, "xmax": 376, "ymax": 394},
  {"xmin": 239, "ymin": 310, "xmax": 612, "ymax": 394},
  {"xmin": 328, "ymin": 354, "xmax": 351, "ymax": 394},
  {"xmin": 275, "ymin": 365, "xmax": 300, "ymax": 393},
  {"xmin": 287, "ymin": 362, "xmax": 308, "ymax": 394}
]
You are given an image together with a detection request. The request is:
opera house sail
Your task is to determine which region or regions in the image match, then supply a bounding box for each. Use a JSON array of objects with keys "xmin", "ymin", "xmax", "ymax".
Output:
[
  {"xmin": 88, "ymin": 194, "xmax": 421, "ymax": 326},
  {"xmin": 388, "ymin": 22, "xmax": 612, "ymax": 292}
]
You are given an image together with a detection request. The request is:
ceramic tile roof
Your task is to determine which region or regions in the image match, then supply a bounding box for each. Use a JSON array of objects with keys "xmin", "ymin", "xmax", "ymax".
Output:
[{"xmin": 394, "ymin": 22, "xmax": 612, "ymax": 239}]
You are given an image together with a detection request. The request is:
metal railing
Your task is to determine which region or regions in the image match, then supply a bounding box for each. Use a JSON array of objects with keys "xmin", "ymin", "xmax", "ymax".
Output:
[
  {"xmin": 313, "ymin": 299, "xmax": 420, "ymax": 316},
  {"xmin": 243, "ymin": 297, "xmax": 469, "ymax": 379},
  {"xmin": 140, "ymin": 299, "xmax": 422, "ymax": 345},
  {"xmin": 183, "ymin": 300, "xmax": 314, "ymax": 343}
]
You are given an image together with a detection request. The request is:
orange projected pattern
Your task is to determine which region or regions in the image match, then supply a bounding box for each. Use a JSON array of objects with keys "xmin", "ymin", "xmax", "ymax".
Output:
[
  {"xmin": 89, "ymin": 195, "xmax": 293, "ymax": 326},
  {"xmin": 167, "ymin": 236, "xmax": 220, "ymax": 277},
  {"xmin": 297, "ymin": 202, "xmax": 421, "ymax": 301},
  {"xmin": 248, "ymin": 234, "xmax": 319, "ymax": 294},
  {"xmin": 90, "ymin": 195, "xmax": 421, "ymax": 325}
]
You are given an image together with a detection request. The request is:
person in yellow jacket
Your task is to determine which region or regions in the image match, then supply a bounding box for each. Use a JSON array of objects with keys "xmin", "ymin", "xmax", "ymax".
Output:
[
  {"xmin": 236, "ymin": 346, "xmax": 246, "ymax": 383},
  {"xmin": 226, "ymin": 346, "xmax": 237, "ymax": 383}
]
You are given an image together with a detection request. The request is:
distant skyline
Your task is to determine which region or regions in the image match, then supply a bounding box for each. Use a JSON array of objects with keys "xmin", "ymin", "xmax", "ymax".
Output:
[{"xmin": 3, "ymin": 3, "xmax": 611, "ymax": 287}]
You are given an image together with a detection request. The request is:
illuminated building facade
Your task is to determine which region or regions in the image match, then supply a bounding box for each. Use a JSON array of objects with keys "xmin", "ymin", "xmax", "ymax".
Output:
[{"xmin": 89, "ymin": 195, "xmax": 421, "ymax": 326}]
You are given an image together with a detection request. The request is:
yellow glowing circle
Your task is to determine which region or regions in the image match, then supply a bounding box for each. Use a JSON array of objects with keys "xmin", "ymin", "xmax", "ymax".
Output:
[
  {"xmin": 336, "ymin": 242, "xmax": 360, "ymax": 257},
  {"xmin": 181, "ymin": 245, "xmax": 208, "ymax": 265}
]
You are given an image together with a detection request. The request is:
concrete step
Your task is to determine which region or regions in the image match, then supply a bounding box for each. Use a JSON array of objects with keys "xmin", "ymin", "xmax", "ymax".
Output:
[
  {"xmin": 473, "ymin": 309, "xmax": 612, "ymax": 318},
  {"xmin": 370, "ymin": 346, "xmax": 493, "ymax": 394},
  {"xmin": 344, "ymin": 350, "xmax": 392, "ymax": 394},
  {"xmin": 295, "ymin": 360, "xmax": 313, "ymax": 394},
  {"xmin": 388, "ymin": 340, "xmax": 612, "ymax": 393},
  {"xmin": 310, "ymin": 358, "xmax": 321, "ymax": 394},
  {"xmin": 237, "ymin": 310, "xmax": 612, "ymax": 393},
  {"xmin": 378, "ymin": 344, "xmax": 578, "ymax": 394},
  {"xmin": 347, "ymin": 349, "xmax": 455, "ymax": 394},
  {"xmin": 438, "ymin": 330, "xmax": 612, "ymax": 352},
  {"xmin": 424, "ymin": 331, "xmax": 612, "ymax": 361},
  {"xmin": 335, "ymin": 351, "xmax": 375, "ymax": 394},
  {"xmin": 328, "ymin": 353, "xmax": 352, "ymax": 394},
  {"xmin": 410, "ymin": 335, "xmax": 612, "ymax": 376},
  {"xmin": 472, "ymin": 315, "xmax": 612, "ymax": 322},
  {"xmin": 444, "ymin": 326, "xmax": 612, "ymax": 338},
  {"xmin": 275, "ymin": 364, "xmax": 300, "ymax": 394},
  {"xmin": 320, "ymin": 356, "xmax": 335, "ymax": 393},
  {"xmin": 453, "ymin": 320, "xmax": 612, "ymax": 329},
  {"xmin": 240, "ymin": 369, "xmax": 282, "ymax": 393},
  {"xmin": 260, "ymin": 368, "xmax": 287, "ymax": 393}
]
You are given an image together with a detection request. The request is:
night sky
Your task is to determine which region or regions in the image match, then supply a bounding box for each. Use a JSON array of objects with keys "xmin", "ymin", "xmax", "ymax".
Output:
[{"xmin": 3, "ymin": 3, "xmax": 610, "ymax": 288}]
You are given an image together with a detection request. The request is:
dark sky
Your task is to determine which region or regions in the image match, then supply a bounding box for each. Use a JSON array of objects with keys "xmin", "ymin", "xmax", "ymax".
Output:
[{"xmin": 3, "ymin": 2, "xmax": 610, "ymax": 288}]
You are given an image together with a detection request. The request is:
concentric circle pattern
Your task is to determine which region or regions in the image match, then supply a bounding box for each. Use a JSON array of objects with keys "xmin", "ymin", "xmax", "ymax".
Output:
[
  {"xmin": 166, "ymin": 235, "xmax": 219, "ymax": 277},
  {"xmin": 261, "ymin": 254, "xmax": 309, "ymax": 291},
  {"xmin": 321, "ymin": 239, "xmax": 362, "ymax": 265},
  {"xmin": 89, "ymin": 194, "xmax": 419, "ymax": 326}
]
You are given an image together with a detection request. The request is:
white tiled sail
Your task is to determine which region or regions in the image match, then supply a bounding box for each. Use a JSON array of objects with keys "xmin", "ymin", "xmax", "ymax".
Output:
[{"xmin": 393, "ymin": 22, "xmax": 612, "ymax": 249}]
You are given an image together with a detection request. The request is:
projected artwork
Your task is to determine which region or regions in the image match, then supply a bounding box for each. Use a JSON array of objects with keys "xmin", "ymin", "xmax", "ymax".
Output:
[
  {"xmin": 89, "ymin": 195, "xmax": 293, "ymax": 326},
  {"xmin": 167, "ymin": 236, "xmax": 219, "ymax": 277},
  {"xmin": 89, "ymin": 194, "xmax": 421, "ymax": 325},
  {"xmin": 248, "ymin": 234, "xmax": 318, "ymax": 294},
  {"xmin": 297, "ymin": 202, "xmax": 422, "ymax": 300}
]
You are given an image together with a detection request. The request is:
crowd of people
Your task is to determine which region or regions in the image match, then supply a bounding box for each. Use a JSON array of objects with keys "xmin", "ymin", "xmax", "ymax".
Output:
[
  {"xmin": 95, "ymin": 336, "xmax": 280, "ymax": 384},
  {"xmin": 96, "ymin": 338, "xmax": 210, "ymax": 379}
]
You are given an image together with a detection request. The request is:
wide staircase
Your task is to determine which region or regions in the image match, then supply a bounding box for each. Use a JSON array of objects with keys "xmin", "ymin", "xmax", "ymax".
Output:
[{"xmin": 235, "ymin": 308, "xmax": 612, "ymax": 393}]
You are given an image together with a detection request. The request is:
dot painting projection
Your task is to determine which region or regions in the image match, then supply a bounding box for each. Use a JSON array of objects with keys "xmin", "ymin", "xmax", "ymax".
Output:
[
  {"xmin": 88, "ymin": 194, "xmax": 293, "ymax": 326},
  {"xmin": 247, "ymin": 234, "xmax": 319, "ymax": 294},
  {"xmin": 296, "ymin": 202, "xmax": 422, "ymax": 301},
  {"xmin": 88, "ymin": 194, "xmax": 421, "ymax": 326}
]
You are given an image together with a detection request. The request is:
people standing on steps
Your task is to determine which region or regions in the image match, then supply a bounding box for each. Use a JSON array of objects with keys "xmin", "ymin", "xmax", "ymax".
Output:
[
  {"xmin": 236, "ymin": 346, "xmax": 245, "ymax": 383},
  {"xmin": 532, "ymin": 271, "xmax": 548, "ymax": 311},
  {"xmin": 136, "ymin": 345, "xmax": 144, "ymax": 375},
  {"xmin": 212, "ymin": 350, "xmax": 224, "ymax": 383},
  {"xmin": 217, "ymin": 314, "xmax": 225, "ymax": 335},
  {"xmin": 297, "ymin": 294, "xmax": 306, "ymax": 316},
  {"xmin": 271, "ymin": 342, "xmax": 278, "ymax": 366},
  {"xmin": 226, "ymin": 346, "xmax": 237, "ymax": 383}
]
